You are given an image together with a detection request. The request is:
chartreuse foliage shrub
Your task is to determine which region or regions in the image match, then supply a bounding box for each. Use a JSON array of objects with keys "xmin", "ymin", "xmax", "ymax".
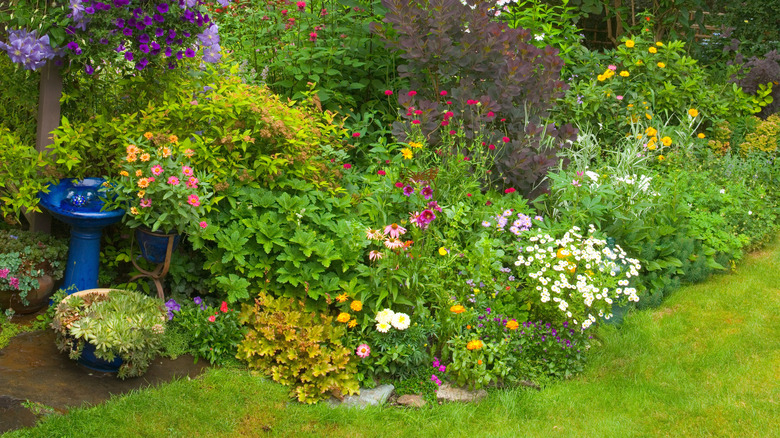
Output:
[
  {"xmin": 0, "ymin": 127, "xmax": 58, "ymax": 223},
  {"xmin": 189, "ymin": 177, "xmax": 368, "ymax": 304},
  {"xmin": 374, "ymin": 0, "xmax": 577, "ymax": 196},
  {"xmin": 237, "ymin": 292, "xmax": 359, "ymax": 404},
  {"xmin": 46, "ymin": 62, "xmax": 347, "ymax": 190}
]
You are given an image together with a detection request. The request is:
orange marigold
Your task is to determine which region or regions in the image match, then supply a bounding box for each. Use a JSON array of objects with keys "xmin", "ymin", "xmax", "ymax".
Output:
[
  {"xmin": 450, "ymin": 304, "xmax": 466, "ymax": 314},
  {"xmin": 466, "ymin": 340, "xmax": 483, "ymax": 350}
]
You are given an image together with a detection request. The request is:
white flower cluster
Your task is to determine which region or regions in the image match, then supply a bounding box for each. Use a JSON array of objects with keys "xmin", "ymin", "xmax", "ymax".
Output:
[
  {"xmin": 375, "ymin": 308, "xmax": 410, "ymax": 332},
  {"xmin": 514, "ymin": 225, "xmax": 641, "ymax": 329}
]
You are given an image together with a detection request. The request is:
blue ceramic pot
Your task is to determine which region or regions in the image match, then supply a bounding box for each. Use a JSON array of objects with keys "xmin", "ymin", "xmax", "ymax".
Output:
[
  {"xmin": 78, "ymin": 342, "xmax": 123, "ymax": 373},
  {"xmin": 135, "ymin": 228, "xmax": 181, "ymax": 264}
]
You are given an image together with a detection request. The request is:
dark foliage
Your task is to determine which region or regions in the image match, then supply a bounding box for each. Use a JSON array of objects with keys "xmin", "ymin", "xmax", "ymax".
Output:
[{"xmin": 733, "ymin": 50, "xmax": 780, "ymax": 118}]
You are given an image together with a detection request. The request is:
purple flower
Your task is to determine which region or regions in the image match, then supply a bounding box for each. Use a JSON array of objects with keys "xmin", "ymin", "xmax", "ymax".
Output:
[
  {"xmin": 165, "ymin": 298, "xmax": 181, "ymax": 313},
  {"xmin": 123, "ymin": 27, "xmax": 133, "ymax": 37},
  {"xmin": 153, "ymin": 13, "xmax": 165, "ymax": 23},
  {"xmin": 85, "ymin": 6, "xmax": 95, "ymax": 13},
  {"xmin": 403, "ymin": 185, "xmax": 414, "ymax": 196},
  {"xmin": 138, "ymin": 33, "xmax": 150, "ymax": 44},
  {"xmin": 0, "ymin": 268, "xmax": 9, "ymax": 279},
  {"xmin": 420, "ymin": 186, "xmax": 433, "ymax": 200},
  {"xmin": 164, "ymin": 47, "xmax": 172, "ymax": 57},
  {"xmin": 197, "ymin": 24, "xmax": 220, "ymax": 47},
  {"xmin": 143, "ymin": 15, "xmax": 153, "ymax": 26},
  {"xmin": 9, "ymin": 277, "xmax": 20, "ymax": 289},
  {"xmin": 184, "ymin": 47, "xmax": 195, "ymax": 58},
  {"xmin": 217, "ymin": 0, "xmax": 231, "ymax": 5},
  {"xmin": 139, "ymin": 43, "xmax": 150, "ymax": 53},
  {"xmin": 157, "ymin": 3, "xmax": 169, "ymax": 13},
  {"xmin": 202, "ymin": 44, "xmax": 221, "ymax": 63},
  {"xmin": 0, "ymin": 29, "xmax": 56, "ymax": 70},
  {"xmin": 135, "ymin": 57, "xmax": 149, "ymax": 70},
  {"xmin": 84, "ymin": 64, "xmax": 94, "ymax": 75},
  {"xmin": 124, "ymin": 51, "xmax": 134, "ymax": 61}
]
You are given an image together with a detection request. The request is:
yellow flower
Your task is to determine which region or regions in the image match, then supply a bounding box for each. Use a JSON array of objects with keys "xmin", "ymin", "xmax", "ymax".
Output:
[
  {"xmin": 646, "ymin": 113, "xmax": 653, "ymax": 120},
  {"xmin": 135, "ymin": 169, "xmax": 143, "ymax": 177},
  {"xmin": 506, "ymin": 320, "xmax": 519, "ymax": 330},
  {"xmin": 658, "ymin": 155, "xmax": 665, "ymax": 161},
  {"xmin": 473, "ymin": 288, "xmax": 481, "ymax": 294},
  {"xmin": 137, "ymin": 190, "xmax": 145, "ymax": 198},
  {"xmin": 348, "ymin": 319, "xmax": 357, "ymax": 328},
  {"xmin": 466, "ymin": 339, "xmax": 483, "ymax": 350},
  {"xmin": 649, "ymin": 47, "xmax": 657, "ymax": 54},
  {"xmin": 661, "ymin": 136, "xmax": 672, "ymax": 146},
  {"xmin": 130, "ymin": 207, "xmax": 139, "ymax": 215},
  {"xmin": 450, "ymin": 304, "xmax": 466, "ymax": 314},
  {"xmin": 645, "ymin": 127, "xmax": 657, "ymax": 137},
  {"xmin": 636, "ymin": 60, "xmax": 643, "ymax": 66},
  {"xmin": 408, "ymin": 141, "xmax": 423, "ymax": 149},
  {"xmin": 625, "ymin": 39, "xmax": 635, "ymax": 48},
  {"xmin": 688, "ymin": 108, "xmax": 699, "ymax": 118},
  {"xmin": 619, "ymin": 70, "xmax": 629, "ymax": 77},
  {"xmin": 604, "ymin": 69, "xmax": 615, "ymax": 78},
  {"xmin": 140, "ymin": 153, "xmax": 150, "ymax": 162},
  {"xmin": 143, "ymin": 132, "xmax": 153, "ymax": 140},
  {"xmin": 556, "ymin": 248, "xmax": 570, "ymax": 259},
  {"xmin": 336, "ymin": 293, "xmax": 349, "ymax": 303},
  {"xmin": 597, "ymin": 74, "xmax": 606, "ymax": 82},
  {"xmin": 350, "ymin": 300, "xmax": 363, "ymax": 312},
  {"xmin": 656, "ymin": 41, "xmax": 664, "ymax": 47},
  {"xmin": 567, "ymin": 263, "xmax": 576, "ymax": 273},
  {"xmin": 647, "ymin": 143, "xmax": 657, "ymax": 151},
  {"xmin": 657, "ymin": 62, "xmax": 666, "ymax": 68},
  {"xmin": 698, "ymin": 133, "xmax": 706, "ymax": 139},
  {"xmin": 337, "ymin": 312, "xmax": 351, "ymax": 323},
  {"xmin": 438, "ymin": 247, "xmax": 447, "ymax": 256},
  {"xmin": 119, "ymin": 170, "xmax": 129, "ymax": 177},
  {"xmin": 401, "ymin": 148, "xmax": 413, "ymax": 160},
  {"xmin": 137, "ymin": 178, "xmax": 150, "ymax": 188}
]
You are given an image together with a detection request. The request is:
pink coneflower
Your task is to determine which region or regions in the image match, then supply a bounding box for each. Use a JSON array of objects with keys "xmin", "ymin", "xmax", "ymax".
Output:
[
  {"xmin": 368, "ymin": 250, "xmax": 384, "ymax": 261},
  {"xmin": 421, "ymin": 186, "xmax": 434, "ymax": 200},
  {"xmin": 384, "ymin": 238, "xmax": 403, "ymax": 249},
  {"xmin": 151, "ymin": 165, "xmax": 164, "ymax": 176},
  {"xmin": 182, "ymin": 165, "xmax": 193, "ymax": 176},
  {"xmin": 186, "ymin": 177, "xmax": 199, "ymax": 188},
  {"xmin": 188, "ymin": 194, "xmax": 200, "ymax": 206},
  {"xmin": 356, "ymin": 344, "xmax": 371, "ymax": 358},
  {"xmin": 140, "ymin": 198, "xmax": 152, "ymax": 208},
  {"xmin": 167, "ymin": 176, "xmax": 180, "ymax": 185},
  {"xmin": 384, "ymin": 223, "xmax": 407, "ymax": 238}
]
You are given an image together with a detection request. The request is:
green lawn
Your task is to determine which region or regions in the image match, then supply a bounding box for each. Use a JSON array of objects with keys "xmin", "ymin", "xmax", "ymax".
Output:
[{"xmin": 6, "ymin": 235, "xmax": 780, "ymax": 438}]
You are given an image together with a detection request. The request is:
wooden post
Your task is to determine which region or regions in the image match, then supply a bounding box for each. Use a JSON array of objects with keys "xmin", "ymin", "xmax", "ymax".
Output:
[{"xmin": 27, "ymin": 62, "xmax": 62, "ymax": 233}]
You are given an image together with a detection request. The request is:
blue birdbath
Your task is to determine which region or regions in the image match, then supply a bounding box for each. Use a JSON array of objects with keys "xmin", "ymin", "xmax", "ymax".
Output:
[{"xmin": 38, "ymin": 178, "xmax": 125, "ymax": 293}]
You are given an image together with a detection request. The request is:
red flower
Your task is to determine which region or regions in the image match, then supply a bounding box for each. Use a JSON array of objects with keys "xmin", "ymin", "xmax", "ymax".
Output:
[
  {"xmin": 412, "ymin": 120, "xmax": 421, "ymax": 124},
  {"xmin": 466, "ymin": 193, "xmax": 472, "ymax": 197},
  {"xmin": 352, "ymin": 132, "xmax": 361, "ymax": 137},
  {"xmin": 502, "ymin": 136, "xmax": 510, "ymax": 143},
  {"xmin": 488, "ymin": 144, "xmax": 495, "ymax": 150},
  {"xmin": 440, "ymin": 90, "xmax": 448, "ymax": 96},
  {"xmin": 220, "ymin": 301, "xmax": 229, "ymax": 313},
  {"xmin": 486, "ymin": 111, "xmax": 495, "ymax": 117},
  {"xmin": 463, "ymin": 156, "xmax": 470, "ymax": 161},
  {"xmin": 343, "ymin": 163, "xmax": 352, "ymax": 169},
  {"xmin": 408, "ymin": 90, "xmax": 417, "ymax": 97},
  {"xmin": 466, "ymin": 99, "xmax": 478, "ymax": 105},
  {"xmin": 414, "ymin": 110, "xmax": 423, "ymax": 115},
  {"xmin": 309, "ymin": 32, "xmax": 317, "ymax": 42},
  {"xmin": 500, "ymin": 118, "xmax": 506, "ymax": 122},
  {"xmin": 441, "ymin": 120, "xmax": 449, "ymax": 126},
  {"xmin": 395, "ymin": 182, "xmax": 404, "ymax": 188},
  {"xmin": 297, "ymin": 1, "xmax": 306, "ymax": 10},
  {"xmin": 377, "ymin": 170, "xmax": 386, "ymax": 176},
  {"xmin": 208, "ymin": 314, "xmax": 216, "ymax": 322},
  {"xmin": 504, "ymin": 188, "xmax": 516, "ymax": 194},
  {"xmin": 446, "ymin": 101, "xmax": 452, "ymax": 105}
]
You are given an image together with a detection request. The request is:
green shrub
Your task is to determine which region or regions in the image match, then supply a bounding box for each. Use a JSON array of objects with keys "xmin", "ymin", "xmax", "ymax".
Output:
[
  {"xmin": 237, "ymin": 292, "xmax": 359, "ymax": 403},
  {"xmin": 165, "ymin": 296, "xmax": 245, "ymax": 365}
]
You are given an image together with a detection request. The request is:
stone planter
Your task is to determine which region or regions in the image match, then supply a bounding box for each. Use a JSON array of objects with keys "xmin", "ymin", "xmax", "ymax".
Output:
[{"xmin": 0, "ymin": 275, "xmax": 55, "ymax": 314}]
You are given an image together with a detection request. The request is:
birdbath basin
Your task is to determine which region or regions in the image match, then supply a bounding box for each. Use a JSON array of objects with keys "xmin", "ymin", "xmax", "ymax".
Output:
[{"xmin": 38, "ymin": 178, "xmax": 125, "ymax": 293}]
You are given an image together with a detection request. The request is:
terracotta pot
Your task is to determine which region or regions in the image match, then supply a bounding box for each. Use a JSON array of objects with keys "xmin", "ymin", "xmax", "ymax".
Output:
[{"xmin": 0, "ymin": 275, "xmax": 55, "ymax": 314}]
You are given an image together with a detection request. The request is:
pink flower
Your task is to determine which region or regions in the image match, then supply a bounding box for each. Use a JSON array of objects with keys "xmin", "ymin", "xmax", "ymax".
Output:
[
  {"xmin": 449, "ymin": 130, "xmax": 456, "ymax": 135},
  {"xmin": 421, "ymin": 186, "xmax": 434, "ymax": 199},
  {"xmin": 446, "ymin": 101, "xmax": 452, "ymax": 105},
  {"xmin": 352, "ymin": 132, "xmax": 361, "ymax": 137},
  {"xmin": 167, "ymin": 176, "xmax": 180, "ymax": 185},
  {"xmin": 377, "ymin": 170, "xmax": 386, "ymax": 176},
  {"xmin": 408, "ymin": 90, "xmax": 417, "ymax": 97},
  {"xmin": 466, "ymin": 193, "xmax": 472, "ymax": 197},
  {"xmin": 140, "ymin": 198, "xmax": 152, "ymax": 208},
  {"xmin": 440, "ymin": 90, "xmax": 448, "ymax": 96},
  {"xmin": 420, "ymin": 209, "xmax": 436, "ymax": 224},
  {"xmin": 505, "ymin": 188, "xmax": 516, "ymax": 194},
  {"xmin": 384, "ymin": 238, "xmax": 403, "ymax": 249},
  {"xmin": 466, "ymin": 99, "xmax": 478, "ymax": 105},
  {"xmin": 148, "ymin": 177, "xmax": 155, "ymax": 182},
  {"xmin": 441, "ymin": 120, "xmax": 449, "ymax": 126},
  {"xmin": 616, "ymin": 95, "xmax": 624, "ymax": 100},
  {"xmin": 411, "ymin": 120, "xmax": 420, "ymax": 124},
  {"xmin": 502, "ymin": 136, "xmax": 510, "ymax": 143},
  {"xmin": 572, "ymin": 179, "xmax": 581, "ymax": 187},
  {"xmin": 199, "ymin": 221, "xmax": 208, "ymax": 229},
  {"xmin": 384, "ymin": 223, "xmax": 407, "ymax": 238},
  {"xmin": 281, "ymin": 9, "xmax": 287, "ymax": 15},
  {"xmin": 394, "ymin": 182, "xmax": 404, "ymax": 188},
  {"xmin": 296, "ymin": 1, "xmax": 305, "ymax": 10},
  {"xmin": 186, "ymin": 177, "xmax": 199, "ymax": 188},
  {"xmin": 369, "ymin": 250, "xmax": 384, "ymax": 261},
  {"xmin": 182, "ymin": 166, "xmax": 193, "ymax": 176},
  {"xmin": 403, "ymin": 185, "xmax": 414, "ymax": 196},
  {"xmin": 356, "ymin": 344, "xmax": 371, "ymax": 358},
  {"xmin": 0, "ymin": 268, "xmax": 9, "ymax": 279},
  {"xmin": 486, "ymin": 111, "xmax": 495, "ymax": 117},
  {"xmin": 9, "ymin": 277, "xmax": 20, "ymax": 289},
  {"xmin": 188, "ymin": 194, "xmax": 200, "ymax": 206},
  {"xmin": 384, "ymin": 90, "xmax": 393, "ymax": 96},
  {"xmin": 488, "ymin": 144, "xmax": 496, "ymax": 150},
  {"xmin": 151, "ymin": 165, "xmax": 164, "ymax": 176},
  {"xmin": 220, "ymin": 301, "xmax": 229, "ymax": 313},
  {"xmin": 309, "ymin": 32, "xmax": 317, "ymax": 42},
  {"xmin": 208, "ymin": 314, "xmax": 216, "ymax": 322},
  {"xmin": 343, "ymin": 163, "xmax": 352, "ymax": 169},
  {"xmin": 608, "ymin": 64, "xmax": 617, "ymax": 71}
]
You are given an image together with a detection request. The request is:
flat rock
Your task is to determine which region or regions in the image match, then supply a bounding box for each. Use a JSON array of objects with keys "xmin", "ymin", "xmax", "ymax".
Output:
[
  {"xmin": 334, "ymin": 384, "xmax": 394, "ymax": 409},
  {"xmin": 436, "ymin": 383, "xmax": 487, "ymax": 403},
  {"xmin": 396, "ymin": 394, "xmax": 426, "ymax": 408}
]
